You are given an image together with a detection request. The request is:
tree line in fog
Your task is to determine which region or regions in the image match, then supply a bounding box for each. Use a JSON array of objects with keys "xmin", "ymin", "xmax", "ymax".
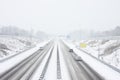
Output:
[
  {"xmin": 0, "ymin": 26, "xmax": 48, "ymax": 40},
  {"xmin": 67, "ymin": 26, "xmax": 120, "ymax": 39}
]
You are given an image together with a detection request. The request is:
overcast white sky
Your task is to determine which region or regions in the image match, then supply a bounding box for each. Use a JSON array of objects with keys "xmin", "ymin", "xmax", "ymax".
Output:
[{"xmin": 0, "ymin": 0, "xmax": 120, "ymax": 34}]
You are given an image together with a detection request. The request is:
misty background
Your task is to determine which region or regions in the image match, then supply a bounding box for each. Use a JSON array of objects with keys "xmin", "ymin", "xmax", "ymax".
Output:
[{"xmin": 0, "ymin": 0, "xmax": 120, "ymax": 37}]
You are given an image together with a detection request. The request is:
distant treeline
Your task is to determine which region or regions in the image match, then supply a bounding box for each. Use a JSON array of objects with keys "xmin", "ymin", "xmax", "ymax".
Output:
[
  {"xmin": 0, "ymin": 26, "xmax": 48, "ymax": 40},
  {"xmin": 91, "ymin": 26, "xmax": 120, "ymax": 37},
  {"xmin": 68, "ymin": 26, "xmax": 120, "ymax": 40}
]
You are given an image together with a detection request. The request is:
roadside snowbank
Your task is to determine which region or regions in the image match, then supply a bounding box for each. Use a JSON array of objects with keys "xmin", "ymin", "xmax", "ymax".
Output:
[
  {"xmin": 63, "ymin": 39, "xmax": 120, "ymax": 80},
  {"xmin": 0, "ymin": 40, "xmax": 49, "ymax": 74},
  {"xmin": 0, "ymin": 36, "xmax": 40, "ymax": 60},
  {"xmin": 73, "ymin": 40, "xmax": 120, "ymax": 70}
]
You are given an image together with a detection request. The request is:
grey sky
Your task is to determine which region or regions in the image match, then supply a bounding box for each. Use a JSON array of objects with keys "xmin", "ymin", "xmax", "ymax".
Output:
[{"xmin": 0, "ymin": 0, "xmax": 120, "ymax": 34}]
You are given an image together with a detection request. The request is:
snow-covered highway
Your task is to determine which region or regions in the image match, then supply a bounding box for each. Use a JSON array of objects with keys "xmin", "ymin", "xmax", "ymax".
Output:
[{"xmin": 1, "ymin": 39, "xmax": 120, "ymax": 80}]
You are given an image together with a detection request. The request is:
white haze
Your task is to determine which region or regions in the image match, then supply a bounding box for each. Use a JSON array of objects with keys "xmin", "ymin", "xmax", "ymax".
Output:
[{"xmin": 0, "ymin": 0, "xmax": 120, "ymax": 35}]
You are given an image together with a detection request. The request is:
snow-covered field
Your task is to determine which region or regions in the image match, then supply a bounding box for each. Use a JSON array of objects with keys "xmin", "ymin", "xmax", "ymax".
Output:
[
  {"xmin": 71, "ymin": 40, "xmax": 120, "ymax": 70},
  {"xmin": 0, "ymin": 35, "xmax": 41, "ymax": 60}
]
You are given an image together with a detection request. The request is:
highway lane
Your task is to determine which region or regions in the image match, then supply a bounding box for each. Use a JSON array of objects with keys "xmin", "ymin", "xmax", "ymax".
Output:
[
  {"xmin": 60, "ymin": 40, "xmax": 104, "ymax": 80},
  {"xmin": 0, "ymin": 41, "xmax": 54, "ymax": 80},
  {"xmin": 39, "ymin": 41, "xmax": 58, "ymax": 80},
  {"xmin": 0, "ymin": 39, "xmax": 105, "ymax": 80},
  {"xmin": 39, "ymin": 46, "xmax": 54, "ymax": 80}
]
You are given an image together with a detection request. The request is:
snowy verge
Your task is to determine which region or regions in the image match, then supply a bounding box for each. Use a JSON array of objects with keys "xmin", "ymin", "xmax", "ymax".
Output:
[
  {"xmin": 73, "ymin": 40, "xmax": 120, "ymax": 70},
  {"xmin": 62, "ymin": 39, "xmax": 120, "ymax": 80},
  {"xmin": 0, "ymin": 40, "xmax": 49, "ymax": 74},
  {"xmin": 0, "ymin": 36, "xmax": 41, "ymax": 60}
]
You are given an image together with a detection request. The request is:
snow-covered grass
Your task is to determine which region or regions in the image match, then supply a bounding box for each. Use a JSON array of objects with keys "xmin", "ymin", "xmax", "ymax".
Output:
[
  {"xmin": 63, "ymin": 39, "xmax": 120, "ymax": 80},
  {"xmin": 0, "ymin": 40, "xmax": 49, "ymax": 74},
  {"xmin": 0, "ymin": 35, "xmax": 41, "ymax": 60},
  {"xmin": 71, "ymin": 39, "xmax": 120, "ymax": 70}
]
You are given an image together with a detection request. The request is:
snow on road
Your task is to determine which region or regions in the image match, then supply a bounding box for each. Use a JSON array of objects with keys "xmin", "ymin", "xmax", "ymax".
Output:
[
  {"xmin": 30, "ymin": 43, "xmax": 53, "ymax": 80},
  {"xmin": 58, "ymin": 41, "xmax": 71, "ymax": 80},
  {"xmin": 44, "ymin": 41, "xmax": 57, "ymax": 80},
  {"xmin": 63, "ymin": 39, "xmax": 120, "ymax": 80},
  {"xmin": 0, "ymin": 40, "xmax": 49, "ymax": 75},
  {"xmin": 2, "ymin": 38, "xmax": 119, "ymax": 80},
  {"xmin": 31, "ymin": 40, "xmax": 71, "ymax": 80}
]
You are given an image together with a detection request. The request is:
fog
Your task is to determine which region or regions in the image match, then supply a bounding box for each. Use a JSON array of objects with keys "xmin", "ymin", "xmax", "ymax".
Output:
[{"xmin": 0, "ymin": 0, "xmax": 120, "ymax": 35}]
